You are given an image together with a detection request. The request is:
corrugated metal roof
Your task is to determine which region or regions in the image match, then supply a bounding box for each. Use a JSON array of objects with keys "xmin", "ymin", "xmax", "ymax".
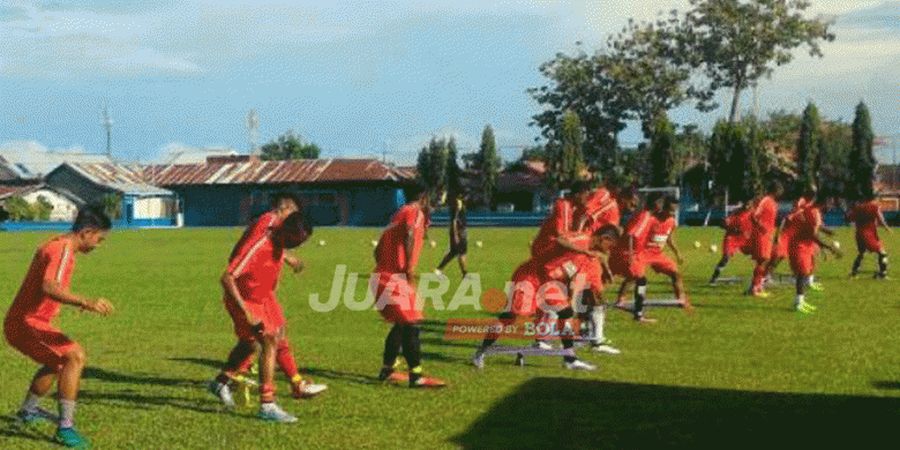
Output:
[
  {"xmin": 0, "ymin": 184, "xmax": 85, "ymax": 204},
  {"xmin": 145, "ymin": 157, "xmax": 415, "ymax": 186},
  {"xmin": 63, "ymin": 163, "xmax": 173, "ymax": 196}
]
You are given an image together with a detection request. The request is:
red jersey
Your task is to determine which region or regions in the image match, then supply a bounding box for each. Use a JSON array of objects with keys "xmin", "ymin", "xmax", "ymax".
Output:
[
  {"xmin": 229, "ymin": 211, "xmax": 281, "ymax": 261},
  {"xmin": 754, "ymin": 196, "xmax": 778, "ymax": 231},
  {"xmin": 793, "ymin": 206, "xmax": 823, "ymax": 251},
  {"xmin": 647, "ymin": 215, "xmax": 676, "ymax": 253},
  {"xmin": 6, "ymin": 236, "xmax": 76, "ymax": 324},
  {"xmin": 544, "ymin": 252, "xmax": 604, "ymax": 294},
  {"xmin": 227, "ymin": 234, "xmax": 285, "ymax": 303},
  {"xmin": 724, "ymin": 209, "xmax": 752, "ymax": 237},
  {"xmin": 847, "ymin": 201, "xmax": 881, "ymax": 235},
  {"xmin": 531, "ymin": 198, "xmax": 576, "ymax": 257},
  {"xmin": 375, "ymin": 204, "xmax": 428, "ymax": 273},
  {"xmin": 620, "ymin": 210, "xmax": 657, "ymax": 254},
  {"xmin": 577, "ymin": 193, "xmax": 620, "ymax": 233}
]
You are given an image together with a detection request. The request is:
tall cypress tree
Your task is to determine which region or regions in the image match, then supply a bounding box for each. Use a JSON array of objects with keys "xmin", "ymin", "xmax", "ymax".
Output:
[
  {"xmin": 445, "ymin": 137, "xmax": 462, "ymax": 199},
  {"xmin": 797, "ymin": 102, "xmax": 820, "ymax": 193},
  {"xmin": 478, "ymin": 125, "xmax": 501, "ymax": 209},
  {"xmin": 648, "ymin": 113, "xmax": 676, "ymax": 187},
  {"xmin": 849, "ymin": 102, "xmax": 876, "ymax": 199},
  {"xmin": 547, "ymin": 110, "xmax": 586, "ymax": 191}
]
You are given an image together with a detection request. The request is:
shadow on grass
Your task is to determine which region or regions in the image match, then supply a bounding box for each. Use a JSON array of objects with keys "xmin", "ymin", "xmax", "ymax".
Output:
[
  {"xmin": 0, "ymin": 416, "xmax": 52, "ymax": 447},
  {"xmin": 168, "ymin": 357, "xmax": 222, "ymax": 371},
  {"xmin": 169, "ymin": 356, "xmax": 381, "ymax": 386},
  {"xmin": 83, "ymin": 367, "xmax": 203, "ymax": 388},
  {"xmin": 452, "ymin": 378, "xmax": 900, "ymax": 449},
  {"xmin": 872, "ymin": 380, "xmax": 900, "ymax": 390},
  {"xmin": 79, "ymin": 390, "xmax": 222, "ymax": 415}
]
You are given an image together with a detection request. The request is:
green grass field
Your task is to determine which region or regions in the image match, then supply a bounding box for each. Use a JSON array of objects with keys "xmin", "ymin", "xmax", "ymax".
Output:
[{"xmin": 0, "ymin": 227, "xmax": 898, "ymax": 449}]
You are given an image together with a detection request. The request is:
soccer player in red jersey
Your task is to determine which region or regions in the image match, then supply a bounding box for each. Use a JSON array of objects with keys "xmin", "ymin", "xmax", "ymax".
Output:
[
  {"xmin": 4, "ymin": 206, "xmax": 114, "ymax": 448},
  {"xmin": 767, "ymin": 188, "xmax": 832, "ymax": 290},
  {"xmin": 210, "ymin": 212, "xmax": 314, "ymax": 423},
  {"xmin": 847, "ymin": 193, "xmax": 892, "ymax": 279},
  {"xmin": 373, "ymin": 186, "xmax": 445, "ymax": 388},
  {"xmin": 748, "ymin": 182, "xmax": 784, "ymax": 297},
  {"xmin": 609, "ymin": 193, "xmax": 663, "ymax": 323},
  {"xmin": 645, "ymin": 196, "xmax": 690, "ymax": 309},
  {"xmin": 709, "ymin": 201, "xmax": 754, "ymax": 284},
  {"xmin": 222, "ymin": 192, "xmax": 320, "ymax": 399},
  {"xmin": 472, "ymin": 225, "xmax": 621, "ymax": 370},
  {"xmin": 790, "ymin": 196, "xmax": 842, "ymax": 313},
  {"xmin": 530, "ymin": 181, "xmax": 594, "ymax": 263}
]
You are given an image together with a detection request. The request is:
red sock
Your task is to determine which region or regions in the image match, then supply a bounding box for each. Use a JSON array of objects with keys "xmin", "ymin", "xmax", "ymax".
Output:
[
  {"xmin": 276, "ymin": 339, "xmax": 300, "ymax": 381},
  {"xmin": 260, "ymin": 383, "xmax": 276, "ymax": 403},
  {"xmin": 752, "ymin": 264, "xmax": 767, "ymax": 291},
  {"xmin": 237, "ymin": 353, "xmax": 255, "ymax": 374}
]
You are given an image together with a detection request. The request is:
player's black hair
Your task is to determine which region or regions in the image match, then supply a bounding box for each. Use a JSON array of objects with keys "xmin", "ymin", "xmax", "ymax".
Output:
[
  {"xmin": 405, "ymin": 183, "xmax": 428, "ymax": 203},
  {"xmin": 72, "ymin": 205, "xmax": 112, "ymax": 232},
  {"xmin": 663, "ymin": 195, "xmax": 680, "ymax": 209},
  {"xmin": 767, "ymin": 180, "xmax": 783, "ymax": 195},
  {"xmin": 277, "ymin": 211, "xmax": 311, "ymax": 249},
  {"xmin": 270, "ymin": 191, "xmax": 303, "ymax": 210},
  {"xmin": 569, "ymin": 179, "xmax": 593, "ymax": 195},
  {"xmin": 593, "ymin": 224, "xmax": 620, "ymax": 240},
  {"xmin": 801, "ymin": 186, "xmax": 817, "ymax": 200},
  {"xmin": 646, "ymin": 191, "xmax": 664, "ymax": 208}
]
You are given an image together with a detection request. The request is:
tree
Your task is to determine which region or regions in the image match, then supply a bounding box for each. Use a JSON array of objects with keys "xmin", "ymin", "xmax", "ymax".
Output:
[
  {"xmin": 817, "ymin": 122, "xmax": 853, "ymax": 198},
  {"xmin": 546, "ymin": 110, "xmax": 586, "ymax": 191},
  {"xmin": 682, "ymin": 0, "xmax": 834, "ymax": 122},
  {"xmin": 101, "ymin": 194, "xmax": 122, "ymax": 220},
  {"xmin": 708, "ymin": 120, "xmax": 763, "ymax": 202},
  {"xmin": 260, "ymin": 130, "xmax": 321, "ymax": 160},
  {"xmin": 796, "ymin": 102, "xmax": 821, "ymax": 192},
  {"xmin": 529, "ymin": 48, "xmax": 629, "ymax": 172},
  {"xmin": 33, "ymin": 195, "xmax": 53, "ymax": 221},
  {"xmin": 3, "ymin": 196, "xmax": 33, "ymax": 221},
  {"xmin": 648, "ymin": 113, "xmax": 677, "ymax": 187},
  {"xmin": 849, "ymin": 102, "xmax": 876, "ymax": 199},
  {"xmin": 415, "ymin": 137, "xmax": 449, "ymax": 196},
  {"xmin": 476, "ymin": 125, "xmax": 501, "ymax": 209},
  {"xmin": 445, "ymin": 137, "xmax": 462, "ymax": 199}
]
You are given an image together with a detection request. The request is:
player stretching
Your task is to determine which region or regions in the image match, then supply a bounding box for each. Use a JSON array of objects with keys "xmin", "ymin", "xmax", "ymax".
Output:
[
  {"xmin": 219, "ymin": 192, "xmax": 324, "ymax": 400},
  {"xmin": 373, "ymin": 186, "xmax": 445, "ymax": 388},
  {"xmin": 847, "ymin": 193, "xmax": 892, "ymax": 279},
  {"xmin": 4, "ymin": 206, "xmax": 114, "ymax": 448},
  {"xmin": 210, "ymin": 212, "xmax": 316, "ymax": 423},
  {"xmin": 644, "ymin": 196, "xmax": 690, "ymax": 309},
  {"xmin": 472, "ymin": 225, "xmax": 621, "ymax": 369},
  {"xmin": 610, "ymin": 194, "xmax": 662, "ymax": 323},
  {"xmin": 709, "ymin": 201, "xmax": 753, "ymax": 284},
  {"xmin": 768, "ymin": 189, "xmax": 831, "ymax": 291},
  {"xmin": 748, "ymin": 182, "xmax": 784, "ymax": 298},
  {"xmin": 790, "ymin": 196, "xmax": 842, "ymax": 313}
]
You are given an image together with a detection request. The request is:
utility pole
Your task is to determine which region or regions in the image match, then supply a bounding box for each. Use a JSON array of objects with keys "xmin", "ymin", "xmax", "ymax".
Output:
[
  {"xmin": 247, "ymin": 109, "xmax": 259, "ymax": 155},
  {"xmin": 101, "ymin": 102, "xmax": 113, "ymax": 158}
]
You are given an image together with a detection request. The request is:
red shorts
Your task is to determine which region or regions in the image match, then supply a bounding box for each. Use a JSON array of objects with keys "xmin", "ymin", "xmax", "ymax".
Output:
[
  {"xmin": 751, "ymin": 231, "xmax": 775, "ymax": 262},
  {"xmin": 224, "ymin": 296, "xmax": 286, "ymax": 341},
  {"xmin": 4, "ymin": 318, "xmax": 81, "ymax": 369},
  {"xmin": 373, "ymin": 272, "xmax": 423, "ymax": 324},
  {"xmin": 772, "ymin": 235, "xmax": 792, "ymax": 260},
  {"xmin": 643, "ymin": 251, "xmax": 679, "ymax": 277},
  {"xmin": 723, "ymin": 236, "xmax": 747, "ymax": 257},
  {"xmin": 508, "ymin": 263, "xmax": 569, "ymax": 317},
  {"xmin": 856, "ymin": 232, "xmax": 883, "ymax": 253},
  {"xmin": 789, "ymin": 247, "xmax": 817, "ymax": 277},
  {"xmin": 609, "ymin": 251, "xmax": 645, "ymax": 279}
]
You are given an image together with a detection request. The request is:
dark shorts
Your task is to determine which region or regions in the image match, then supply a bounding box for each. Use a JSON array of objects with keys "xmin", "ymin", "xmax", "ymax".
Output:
[{"xmin": 451, "ymin": 238, "xmax": 468, "ymax": 254}]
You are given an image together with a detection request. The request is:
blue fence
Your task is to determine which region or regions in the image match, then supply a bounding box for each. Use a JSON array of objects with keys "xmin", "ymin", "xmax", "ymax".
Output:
[{"xmin": 1, "ymin": 218, "xmax": 177, "ymax": 232}]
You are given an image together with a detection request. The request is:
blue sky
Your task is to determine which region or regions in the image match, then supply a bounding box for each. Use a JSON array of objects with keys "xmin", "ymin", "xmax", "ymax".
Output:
[{"xmin": 1, "ymin": 0, "xmax": 897, "ymax": 166}]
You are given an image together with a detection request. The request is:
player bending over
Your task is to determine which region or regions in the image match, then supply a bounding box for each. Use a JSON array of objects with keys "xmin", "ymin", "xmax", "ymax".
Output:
[
  {"xmin": 790, "ymin": 196, "xmax": 842, "ymax": 313},
  {"xmin": 644, "ymin": 195, "xmax": 691, "ymax": 309},
  {"xmin": 4, "ymin": 206, "xmax": 114, "ymax": 448},
  {"xmin": 373, "ymin": 186, "xmax": 445, "ymax": 388},
  {"xmin": 472, "ymin": 225, "xmax": 621, "ymax": 370},
  {"xmin": 210, "ymin": 212, "xmax": 320, "ymax": 423},
  {"xmin": 610, "ymin": 193, "xmax": 661, "ymax": 323},
  {"xmin": 847, "ymin": 193, "xmax": 892, "ymax": 279},
  {"xmin": 709, "ymin": 201, "xmax": 753, "ymax": 284},
  {"xmin": 218, "ymin": 192, "xmax": 323, "ymax": 400},
  {"xmin": 748, "ymin": 182, "xmax": 784, "ymax": 298}
]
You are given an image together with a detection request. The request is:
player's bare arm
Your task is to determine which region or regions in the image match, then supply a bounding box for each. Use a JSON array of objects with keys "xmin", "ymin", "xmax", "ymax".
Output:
[
  {"xmin": 877, "ymin": 209, "xmax": 893, "ymax": 234},
  {"xmin": 42, "ymin": 279, "xmax": 113, "ymax": 315},
  {"xmin": 404, "ymin": 226, "xmax": 416, "ymax": 281},
  {"xmin": 284, "ymin": 254, "xmax": 305, "ymax": 274},
  {"xmin": 555, "ymin": 235, "xmax": 600, "ymax": 257},
  {"xmin": 667, "ymin": 235, "xmax": 684, "ymax": 264}
]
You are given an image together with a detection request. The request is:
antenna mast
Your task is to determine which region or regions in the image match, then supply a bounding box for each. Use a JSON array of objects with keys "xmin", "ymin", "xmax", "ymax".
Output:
[
  {"xmin": 247, "ymin": 109, "xmax": 259, "ymax": 155},
  {"xmin": 101, "ymin": 102, "xmax": 113, "ymax": 158}
]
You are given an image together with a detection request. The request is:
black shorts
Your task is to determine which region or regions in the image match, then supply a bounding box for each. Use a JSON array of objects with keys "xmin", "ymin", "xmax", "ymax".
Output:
[{"xmin": 451, "ymin": 238, "xmax": 468, "ymax": 255}]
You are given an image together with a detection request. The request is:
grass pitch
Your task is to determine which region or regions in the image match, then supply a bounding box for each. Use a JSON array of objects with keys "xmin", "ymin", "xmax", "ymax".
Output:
[{"xmin": 0, "ymin": 227, "xmax": 897, "ymax": 449}]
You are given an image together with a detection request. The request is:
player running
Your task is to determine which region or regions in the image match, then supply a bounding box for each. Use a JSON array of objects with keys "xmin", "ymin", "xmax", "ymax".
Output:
[
  {"xmin": 644, "ymin": 195, "xmax": 690, "ymax": 309},
  {"xmin": 435, "ymin": 192, "xmax": 469, "ymax": 277},
  {"xmin": 847, "ymin": 194, "xmax": 892, "ymax": 279},
  {"xmin": 472, "ymin": 225, "xmax": 622, "ymax": 370},
  {"xmin": 748, "ymin": 182, "xmax": 784, "ymax": 298},
  {"xmin": 610, "ymin": 193, "xmax": 663, "ymax": 323},
  {"xmin": 768, "ymin": 189, "xmax": 831, "ymax": 291},
  {"xmin": 709, "ymin": 201, "xmax": 753, "ymax": 284},
  {"xmin": 209, "ymin": 212, "xmax": 319, "ymax": 423},
  {"xmin": 373, "ymin": 186, "xmax": 445, "ymax": 388},
  {"xmin": 4, "ymin": 206, "xmax": 114, "ymax": 448},
  {"xmin": 219, "ymin": 192, "xmax": 323, "ymax": 400},
  {"xmin": 790, "ymin": 196, "xmax": 842, "ymax": 313}
]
